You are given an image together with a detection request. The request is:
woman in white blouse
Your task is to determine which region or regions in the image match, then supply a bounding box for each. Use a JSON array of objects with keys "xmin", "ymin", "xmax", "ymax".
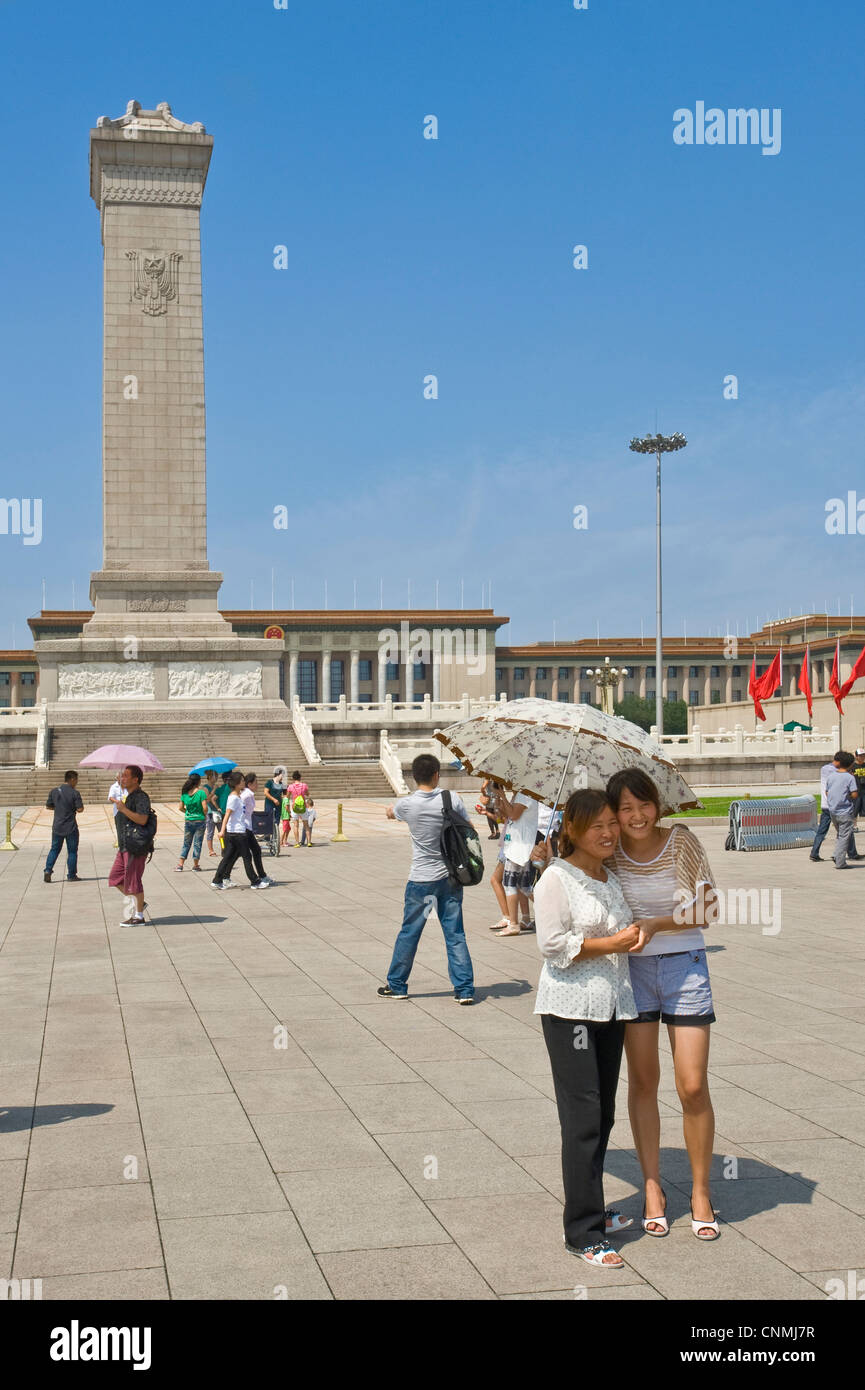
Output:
[
  {"xmin": 606, "ymin": 768, "xmax": 720, "ymax": 1242},
  {"xmin": 533, "ymin": 788, "xmax": 641, "ymax": 1267}
]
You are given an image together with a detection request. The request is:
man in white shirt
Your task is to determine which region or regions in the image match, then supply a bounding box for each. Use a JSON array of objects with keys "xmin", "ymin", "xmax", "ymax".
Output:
[
  {"xmin": 108, "ymin": 776, "xmax": 124, "ymax": 848},
  {"xmin": 378, "ymin": 754, "xmax": 475, "ymax": 1003},
  {"xmin": 494, "ymin": 787, "xmax": 539, "ymax": 935}
]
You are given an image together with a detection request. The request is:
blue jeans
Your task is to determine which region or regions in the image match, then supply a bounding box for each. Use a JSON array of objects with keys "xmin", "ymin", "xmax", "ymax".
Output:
[
  {"xmin": 813, "ymin": 808, "xmax": 859, "ymax": 859},
  {"xmin": 46, "ymin": 829, "xmax": 79, "ymax": 878},
  {"xmin": 387, "ymin": 879, "xmax": 475, "ymax": 999},
  {"xmin": 180, "ymin": 820, "xmax": 205, "ymax": 861}
]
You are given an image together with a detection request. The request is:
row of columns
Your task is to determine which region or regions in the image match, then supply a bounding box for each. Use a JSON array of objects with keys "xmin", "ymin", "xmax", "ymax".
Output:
[
  {"xmin": 517, "ymin": 666, "xmax": 737, "ymax": 705},
  {"xmin": 286, "ymin": 647, "xmax": 443, "ymax": 705}
]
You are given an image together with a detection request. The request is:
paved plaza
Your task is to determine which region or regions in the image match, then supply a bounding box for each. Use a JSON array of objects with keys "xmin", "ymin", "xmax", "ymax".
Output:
[{"xmin": 1, "ymin": 799, "xmax": 865, "ymax": 1300}]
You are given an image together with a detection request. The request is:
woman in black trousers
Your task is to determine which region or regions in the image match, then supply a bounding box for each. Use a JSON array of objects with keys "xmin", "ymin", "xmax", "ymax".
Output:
[
  {"xmin": 531, "ymin": 789, "xmax": 643, "ymax": 1267},
  {"xmin": 211, "ymin": 770, "xmax": 261, "ymax": 889}
]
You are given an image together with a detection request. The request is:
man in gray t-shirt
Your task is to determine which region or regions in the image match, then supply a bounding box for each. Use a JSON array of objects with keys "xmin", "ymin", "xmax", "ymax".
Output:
[
  {"xmin": 378, "ymin": 754, "xmax": 475, "ymax": 1003},
  {"xmin": 824, "ymin": 755, "xmax": 858, "ymax": 869}
]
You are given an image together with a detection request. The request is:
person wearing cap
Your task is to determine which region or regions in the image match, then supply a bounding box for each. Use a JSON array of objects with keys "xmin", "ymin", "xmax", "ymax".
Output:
[{"xmin": 853, "ymin": 749, "xmax": 865, "ymax": 822}]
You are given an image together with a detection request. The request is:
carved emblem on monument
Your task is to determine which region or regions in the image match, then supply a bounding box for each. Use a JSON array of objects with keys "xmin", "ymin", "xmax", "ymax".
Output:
[
  {"xmin": 127, "ymin": 596, "xmax": 188, "ymax": 612},
  {"xmin": 126, "ymin": 249, "xmax": 182, "ymax": 316}
]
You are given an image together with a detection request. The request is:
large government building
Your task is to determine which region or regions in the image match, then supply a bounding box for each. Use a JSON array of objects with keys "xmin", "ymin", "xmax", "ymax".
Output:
[{"xmin": 3, "ymin": 608, "xmax": 862, "ymax": 713}]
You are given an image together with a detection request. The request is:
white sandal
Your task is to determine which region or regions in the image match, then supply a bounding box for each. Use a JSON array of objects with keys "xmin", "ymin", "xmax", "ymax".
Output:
[
  {"xmin": 488, "ymin": 916, "xmax": 511, "ymax": 931},
  {"xmin": 567, "ymin": 1239, "xmax": 624, "ymax": 1267},
  {"xmin": 605, "ymin": 1208, "xmax": 634, "ymax": 1233},
  {"xmin": 690, "ymin": 1197, "xmax": 720, "ymax": 1240},
  {"xmin": 641, "ymin": 1188, "xmax": 669, "ymax": 1237}
]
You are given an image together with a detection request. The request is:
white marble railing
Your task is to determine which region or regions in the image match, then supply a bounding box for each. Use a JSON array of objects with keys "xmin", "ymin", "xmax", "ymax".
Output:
[
  {"xmin": 301, "ymin": 695, "xmax": 503, "ymax": 726},
  {"xmin": 652, "ymin": 723, "xmax": 838, "ymax": 757},
  {"xmin": 379, "ymin": 730, "xmax": 409, "ymax": 795},
  {"xmin": 290, "ymin": 698, "xmax": 323, "ymax": 764},
  {"xmin": 35, "ymin": 701, "xmax": 50, "ymax": 768},
  {"xmin": 0, "ymin": 706, "xmax": 42, "ymax": 729}
]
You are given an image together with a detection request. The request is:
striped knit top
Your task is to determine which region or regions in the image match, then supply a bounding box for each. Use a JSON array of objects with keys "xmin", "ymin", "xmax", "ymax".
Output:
[{"xmin": 609, "ymin": 824, "xmax": 716, "ymax": 958}]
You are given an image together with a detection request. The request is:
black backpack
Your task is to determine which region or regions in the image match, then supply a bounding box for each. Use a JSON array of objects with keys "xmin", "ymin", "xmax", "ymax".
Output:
[
  {"xmin": 125, "ymin": 808, "xmax": 158, "ymax": 859},
  {"xmin": 439, "ymin": 790, "xmax": 484, "ymax": 887}
]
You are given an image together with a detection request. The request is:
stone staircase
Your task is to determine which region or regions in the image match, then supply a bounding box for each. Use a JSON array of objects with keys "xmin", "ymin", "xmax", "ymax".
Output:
[{"xmin": 0, "ymin": 719, "xmax": 394, "ymax": 806}]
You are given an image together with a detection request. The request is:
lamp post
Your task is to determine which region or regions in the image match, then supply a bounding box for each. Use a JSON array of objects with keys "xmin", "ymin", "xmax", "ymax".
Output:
[
  {"xmin": 590, "ymin": 656, "xmax": 627, "ymax": 717},
  {"xmin": 628, "ymin": 431, "xmax": 688, "ymax": 737}
]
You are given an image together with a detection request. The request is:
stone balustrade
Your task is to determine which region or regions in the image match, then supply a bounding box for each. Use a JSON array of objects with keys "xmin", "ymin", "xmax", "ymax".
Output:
[{"xmin": 650, "ymin": 723, "xmax": 839, "ymax": 757}]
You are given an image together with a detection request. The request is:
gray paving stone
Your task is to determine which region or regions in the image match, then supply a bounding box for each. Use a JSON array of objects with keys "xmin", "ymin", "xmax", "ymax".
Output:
[
  {"xmin": 705, "ymin": 1175, "xmax": 865, "ymax": 1271},
  {"xmin": 14, "ymin": 1185, "xmax": 162, "ymax": 1277},
  {"xmin": 159, "ymin": 1211, "xmax": 332, "ymax": 1299},
  {"xmin": 25, "ymin": 1123, "xmax": 149, "ymax": 1189},
  {"xmin": 411, "ymin": 1058, "xmax": 543, "ymax": 1103},
  {"xmin": 138, "ymin": 1093, "xmax": 257, "ymax": 1148},
  {"xmin": 742, "ymin": 1137, "xmax": 865, "ymax": 1215},
  {"xmin": 336, "ymin": 1080, "xmax": 473, "ymax": 1134},
  {"xmin": 39, "ymin": 1269, "xmax": 170, "ymax": 1300},
  {"xmin": 252, "ymin": 1109, "xmax": 388, "ymax": 1173},
  {"xmin": 378, "ymin": 1128, "xmax": 546, "ymax": 1201},
  {"xmin": 130, "ymin": 1054, "xmax": 232, "ymax": 1098},
  {"xmin": 231, "ymin": 1068, "xmax": 347, "ymax": 1115},
  {"xmin": 317, "ymin": 1243, "xmax": 495, "ymax": 1300},
  {"xmin": 148, "ymin": 1142, "xmax": 288, "ymax": 1218},
  {"xmin": 277, "ymin": 1166, "xmax": 451, "ymax": 1253}
]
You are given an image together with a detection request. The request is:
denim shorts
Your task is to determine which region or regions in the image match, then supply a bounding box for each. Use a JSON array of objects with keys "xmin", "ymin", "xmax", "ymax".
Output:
[{"xmin": 628, "ymin": 949, "xmax": 715, "ymax": 1025}]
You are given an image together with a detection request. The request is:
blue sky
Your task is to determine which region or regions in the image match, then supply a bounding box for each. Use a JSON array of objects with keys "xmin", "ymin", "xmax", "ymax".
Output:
[{"xmin": 1, "ymin": 0, "xmax": 863, "ymax": 648}]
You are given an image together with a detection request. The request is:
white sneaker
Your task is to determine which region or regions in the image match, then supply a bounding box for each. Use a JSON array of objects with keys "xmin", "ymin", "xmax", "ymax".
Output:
[
  {"xmin": 210, "ymin": 881, "xmax": 223, "ymax": 890},
  {"xmin": 222, "ymin": 881, "xmax": 238, "ymax": 890}
]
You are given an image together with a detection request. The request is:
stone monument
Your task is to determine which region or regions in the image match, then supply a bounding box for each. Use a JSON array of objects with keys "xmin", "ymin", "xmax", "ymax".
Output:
[{"xmin": 35, "ymin": 102, "xmax": 286, "ymax": 722}]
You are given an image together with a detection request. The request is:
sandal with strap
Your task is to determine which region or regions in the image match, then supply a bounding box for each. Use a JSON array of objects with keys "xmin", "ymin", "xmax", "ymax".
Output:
[
  {"xmin": 605, "ymin": 1208, "xmax": 634, "ymax": 1234},
  {"xmin": 641, "ymin": 1188, "xmax": 669, "ymax": 1237},
  {"xmin": 488, "ymin": 916, "xmax": 511, "ymax": 931},
  {"xmin": 566, "ymin": 1239, "xmax": 625, "ymax": 1267},
  {"xmin": 690, "ymin": 1196, "xmax": 720, "ymax": 1240}
]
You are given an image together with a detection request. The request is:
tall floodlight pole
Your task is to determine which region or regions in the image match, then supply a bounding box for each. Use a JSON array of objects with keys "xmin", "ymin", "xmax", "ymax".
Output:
[{"xmin": 628, "ymin": 432, "xmax": 688, "ymax": 738}]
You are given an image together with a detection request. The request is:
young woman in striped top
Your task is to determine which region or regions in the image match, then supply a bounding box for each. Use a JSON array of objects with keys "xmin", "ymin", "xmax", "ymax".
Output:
[{"xmin": 606, "ymin": 768, "xmax": 721, "ymax": 1242}]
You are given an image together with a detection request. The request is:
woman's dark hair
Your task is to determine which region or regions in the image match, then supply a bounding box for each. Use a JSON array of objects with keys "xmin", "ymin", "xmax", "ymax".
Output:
[
  {"xmin": 228, "ymin": 769, "xmax": 245, "ymax": 789},
  {"xmin": 606, "ymin": 768, "xmax": 662, "ymax": 819},
  {"xmin": 559, "ymin": 789, "xmax": 614, "ymax": 859},
  {"xmin": 245, "ymin": 772, "xmax": 257, "ymax": 786},
  {"xmin": 181, "ymin": 774, "xmax": 201, "ymax": 796}
]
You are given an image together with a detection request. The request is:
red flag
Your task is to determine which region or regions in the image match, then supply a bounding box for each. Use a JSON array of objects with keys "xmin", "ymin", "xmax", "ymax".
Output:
[
  {"xmin": 754, "ymin": 649, "xmax": 782, "ymax": 702},
  {"xmin": 840, "ymin": 641, "xmax": 865, "ymax": 700},
  {"xmin": 829, "ymin": 640, "xmax": 845, "ymax": 714},
  {"xmin": 797, "ymin": 646, "xmax": 813, "ymax": 720},
  {"xmin": 748, "ymin": 655, "xmax": 766, "ymax": 721}
]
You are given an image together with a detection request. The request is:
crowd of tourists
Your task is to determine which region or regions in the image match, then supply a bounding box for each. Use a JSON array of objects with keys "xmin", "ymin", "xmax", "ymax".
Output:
[{"xmin": 43, "ymin": 763, "xmax": 314, "ymax": 924}]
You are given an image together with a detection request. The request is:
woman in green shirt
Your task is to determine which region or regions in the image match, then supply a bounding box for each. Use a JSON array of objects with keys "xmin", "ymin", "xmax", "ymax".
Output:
[{"xmin": 176, "ymin": 773, "xmax": 209, "ymax": 871}]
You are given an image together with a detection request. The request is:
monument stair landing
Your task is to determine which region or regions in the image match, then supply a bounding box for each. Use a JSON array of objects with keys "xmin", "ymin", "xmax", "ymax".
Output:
[{"xmin": 0, "ymin": 721, "xmax": 393, "ymax": 804}]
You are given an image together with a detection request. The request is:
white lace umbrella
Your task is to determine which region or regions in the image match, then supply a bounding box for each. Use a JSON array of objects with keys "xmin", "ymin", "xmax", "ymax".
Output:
[{"xmin": 434, "ymin": 698, "xmax": 699, "ymax": 815}]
